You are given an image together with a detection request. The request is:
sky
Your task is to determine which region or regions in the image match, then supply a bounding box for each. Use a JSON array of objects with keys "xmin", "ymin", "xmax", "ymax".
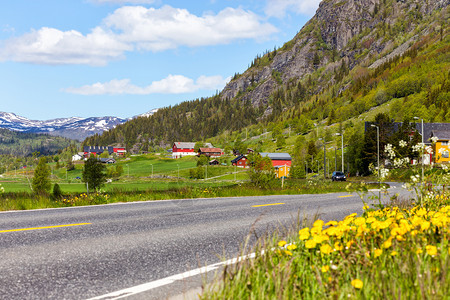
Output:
[{"xmin": 0, "ymin": 0, "xmax": 320, "ymax": 120}]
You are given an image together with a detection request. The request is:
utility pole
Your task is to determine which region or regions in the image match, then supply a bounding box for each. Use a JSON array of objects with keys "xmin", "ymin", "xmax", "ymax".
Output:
[
  {"xmin": 371, "ymin": 124, "xmax": 380, "ymax": 200},
  {"xmin": 414, "ymin": 117, "xmax": 424, "ymax": 184},
  {"xmin": 335, "ymin": 147, "xmax": 337, "ymax": 172},
  {"xmin": 336, "ymin": 133, "xmax": 344, "ymax": 173}
]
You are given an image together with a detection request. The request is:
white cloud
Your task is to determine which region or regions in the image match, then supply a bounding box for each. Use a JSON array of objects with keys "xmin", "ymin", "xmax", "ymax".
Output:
[
  {"xmin": 0, "ymin": 27, "xmax": 130, "ymax": 66},
  {"xmin": 63, "ymin": 74, "xmax": 230, "ymax": 95},
  {"xmin": 264, "ymin": 0, "xmax": 320, "ymax": 18},
  {"xmin": 0, "ymin": 5, "xmax": 277, "ymax": 65},
  {"xmin": 89, "ymin": 0, "xmax": 157, "ymax": 4},
  {"xmin": 105, "ymin": 5, "xmax": 278, "ymax": 51}
]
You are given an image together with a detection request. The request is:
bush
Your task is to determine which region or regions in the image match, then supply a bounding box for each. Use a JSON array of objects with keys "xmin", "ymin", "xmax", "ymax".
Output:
[
  {"xmin": 51, "ymin": 183, "xmax": 63, "ymax": 200},
  {"xmin": 247, "ymin": 153, "xmax": 277, "ymax": 188}
]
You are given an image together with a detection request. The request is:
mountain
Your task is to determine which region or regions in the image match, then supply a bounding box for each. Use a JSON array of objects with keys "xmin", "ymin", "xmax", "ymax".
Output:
[
  {"xmin": 83, "ymin": 0, "xmax": 449, "ymax": 152},
  {"xmin": 0, "ymin": 112, "xmax": 127, "ymax": 141},
  {"xmin": 220, "ymin": 0, "xmax": 447, "ymax": 109},
  {"xmin": 0, "ymin": 128, "xmax": 75, "ymax": 157}
]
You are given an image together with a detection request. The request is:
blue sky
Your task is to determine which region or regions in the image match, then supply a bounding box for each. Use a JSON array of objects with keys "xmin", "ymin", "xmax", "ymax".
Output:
[{"xmin": 0, "ymin": 0, "xmax": 319, "ymax": 120}]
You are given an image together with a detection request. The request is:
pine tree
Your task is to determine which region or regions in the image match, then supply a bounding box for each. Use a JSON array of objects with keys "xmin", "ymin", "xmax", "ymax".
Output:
[
  {"xmin": 82, "ymin": 157, "xmax": 106, "ymax": 192},
  {"xmin": 32, "ymin": 157, "xmax": 51, "ymax": 194}
]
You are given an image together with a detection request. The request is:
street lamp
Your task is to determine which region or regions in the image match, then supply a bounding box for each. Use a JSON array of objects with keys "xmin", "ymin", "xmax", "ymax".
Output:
[
  {"xmin": 371, "ymin": 124, "xmax": 380, "ymax": 200},
  {"xmin": 335, "ymin": 133, "xmax": 344, "ymax": 173},
  {"xmin": 318, "ymin": 138, "xmax": 327, "ymax": 179},
  {"xmin": 413, "ymin": 117, "xmax": 424, "ymax": 184}
]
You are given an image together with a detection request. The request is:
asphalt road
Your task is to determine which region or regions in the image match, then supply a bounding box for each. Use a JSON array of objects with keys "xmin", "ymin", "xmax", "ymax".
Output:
[{"xmin": 0, "ymin": 184, "xmax": 411, "ymax": 299}]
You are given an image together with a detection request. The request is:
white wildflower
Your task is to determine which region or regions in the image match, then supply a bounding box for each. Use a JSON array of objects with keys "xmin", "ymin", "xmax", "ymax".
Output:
[
  {"xmin": 411, "ymin": 174, "xmax": 420, "ymax": 183},
  {"xmin": 442, "ymin": 164, "xmax": 448, "ymax": 171},
  {"xmin": 399, "ymin": 140, "xmax": 407, "ymax": 147},
  {"xmin": 380, "ymin": 168, "xmax": 389, "ymax": 179},
  {"xmin": 431, "ymin": 136, "xmax": 438, "ymax": 144},
  {"xmin": 412, "ymin": 143, "xmax": 425, "ymax": 153},
  {"xmin": 393, "ymin": 158, "xmax": 404, "ymax": 168},
  {"xmin": 384, "ymin": 144, "xmax": 396, "ymax": 159}
]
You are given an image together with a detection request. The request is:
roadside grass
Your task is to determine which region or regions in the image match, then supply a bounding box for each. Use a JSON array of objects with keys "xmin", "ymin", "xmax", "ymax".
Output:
[
  {"xmin": 0, "ymin": 177, "xmax": 367, "ymax": 211},
  {"xmin": 201, "ymin": 194, "xmax": 450, "ymax": 299}
]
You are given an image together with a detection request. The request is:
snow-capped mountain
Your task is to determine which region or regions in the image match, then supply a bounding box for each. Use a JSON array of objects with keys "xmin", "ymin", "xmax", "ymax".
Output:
[
  {"xmin": 0, "ymin": 112, "xmax": 127, "ymax": 141},
  {"xmin": 135, "ymin": 108, "xmax": 159, "ymax": 118}
]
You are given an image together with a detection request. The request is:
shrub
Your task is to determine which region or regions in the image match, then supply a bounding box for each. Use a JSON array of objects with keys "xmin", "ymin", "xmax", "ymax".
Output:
[{"xmin": 51, "ymin": 183, "xmax": 63, "ymax": 200}]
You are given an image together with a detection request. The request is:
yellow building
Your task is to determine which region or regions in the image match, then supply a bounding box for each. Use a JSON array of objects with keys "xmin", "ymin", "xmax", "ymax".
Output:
[
  {"xmin": 432, "ymin": 131, "xmax": 450, "ymax": 164},
  {"xmin": 274, "ymin": 165, "xmax": 291, "ymax": 178}
]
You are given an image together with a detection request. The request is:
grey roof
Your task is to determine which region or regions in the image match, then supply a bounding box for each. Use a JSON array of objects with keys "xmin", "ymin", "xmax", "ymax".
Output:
[
  {"xmin": 84, "ymin": 146, "xmax": 113, "ymax": 153},
  {"xmin": 431, "ymin": 130, "xmax": 450, "ymax": 141},
  {"xmin": 260, "ymin": 152, "xmax": 292, "ymax": 160},
  {"xmin": 173, "ymin": 142, "xmax": 196, "ymax": 149},
  {"xmin": 417, "ymin": 123, "xmax": 450, "ymax": 143},
  {"xmin": 173, "ymin": 142, "xmax": 213, "ymax": 149}
]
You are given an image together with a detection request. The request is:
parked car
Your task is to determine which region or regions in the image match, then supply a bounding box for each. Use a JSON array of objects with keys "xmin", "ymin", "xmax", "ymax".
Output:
[{"xmin": 332, "ymin": 171, "xmax": 346, "ymax": 181}]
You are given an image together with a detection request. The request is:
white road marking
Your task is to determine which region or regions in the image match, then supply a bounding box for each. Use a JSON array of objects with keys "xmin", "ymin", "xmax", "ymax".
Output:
[{"xmin": 87, "ymin": 252, "xmax": 259, "ymax": 300}]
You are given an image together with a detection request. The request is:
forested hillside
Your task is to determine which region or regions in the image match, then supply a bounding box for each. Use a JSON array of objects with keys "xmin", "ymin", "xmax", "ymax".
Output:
[
  {"xmin": 83, "ymin": 0, "xmax": 449, "ymax": 153},
  {"xmin": 0, "ymin": 128, "xmax": 76, "ymax": 157}
]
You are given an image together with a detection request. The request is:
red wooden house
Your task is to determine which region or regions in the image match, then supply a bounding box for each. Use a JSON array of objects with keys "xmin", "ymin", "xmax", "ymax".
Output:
[{"xmin": 231, "ymin": 155, "xmax": 248, "ymax": 168}]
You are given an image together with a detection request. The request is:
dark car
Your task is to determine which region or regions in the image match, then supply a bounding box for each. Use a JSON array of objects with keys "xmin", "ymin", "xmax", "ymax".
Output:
[{"xmin": 332, "ymin": 171, "xmax": 346, "ymax": 181}]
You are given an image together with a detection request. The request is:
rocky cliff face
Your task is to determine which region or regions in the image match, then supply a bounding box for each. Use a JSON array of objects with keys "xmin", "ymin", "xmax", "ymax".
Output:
[{"xmin": 220, "ymin": 0, "xmax": 448, "ymax": 109}]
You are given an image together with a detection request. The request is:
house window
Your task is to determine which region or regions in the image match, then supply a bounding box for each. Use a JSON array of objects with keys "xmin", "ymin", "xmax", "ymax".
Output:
[
  {"xmin": 442, "ymin": 141, "xmax": 449, "ymax": 146},
  {"xmin": 443, "ymin": 151, "xmax": 449, "ymax": 159}
]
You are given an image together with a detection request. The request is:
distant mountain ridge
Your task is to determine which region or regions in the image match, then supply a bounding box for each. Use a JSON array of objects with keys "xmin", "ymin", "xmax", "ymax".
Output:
[{"xmin": 0, "ymin": 112, "xmax": 127, "ymax": 141}]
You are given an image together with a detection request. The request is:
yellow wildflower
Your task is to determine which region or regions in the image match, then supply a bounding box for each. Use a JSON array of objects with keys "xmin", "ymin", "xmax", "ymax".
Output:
[
  {"xmin": 374, "ymin": 249, "xmax": 383, "ymax": 257},
  {"xmin": 420, "ymin": 221, "xmax": 431, "ymax": 231},
  {"xmin": 278, "ymin": 240, "xmax": 287, "ymax": 247},
  {"xmin": 325, "ymin": 220, "xmax": 338, "ymax": 226},
  {"xmin": 391, "ymin": 251, "xmax": 398, "ymax": 256},
  {"xmin": 396, "ymin": 235, "xmax": 404, "ymax": 242},
  {"xmin": 383, "ymin": 238, "xmax": 392, "ymax": 249},
  {"xmin": 287, "ymin": 244, "xmax": 297, "ymax": 251},
  {"xmin": 426, "ymin": 245, "xmax": 437, "ymax": 256},
  {"xmin": 313, "ymin": 234, "xmax": 329, "ymax": 244},
  {"xmin": 313, "ymin": 219, "xmax": 324, "ymax": 228},
  {"xmin": 284, "ymin": 250, "xmax": 293, "ymax": 256},
  {"xmin": 299, "ymin": 228, "xmax": 310, "ymax": 240},
  {"xmin": 321, "ymin": 265, "xmax": 330, "ymax": 273},
  {"xmin": 346, "ymin": 240, "xmax": 355, "ymax": 249},
  {"xmin": 351, "ymin": 279, "xmax": 363, "ymax": 289},
  {"xmin": 320, "ymin": 244, "xmax": 333, "ymax": 255},
  {"xmin": 416, "ymin": 248, "xmax": 423, "ymax": 254},
  {"xmin": 305, "ymin": 239, "xmax": 317, "ymax": 249},
  {"xmin": 416, "ymin": 208, "xmax": 427, "ymax": 216},
  {"xmin": 334, "ymin": 241, "xmax": 343, "ymax": 251}
]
